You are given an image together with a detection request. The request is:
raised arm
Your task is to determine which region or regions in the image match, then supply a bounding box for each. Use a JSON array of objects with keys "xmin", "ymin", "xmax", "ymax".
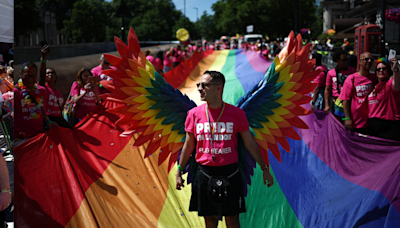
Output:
[
  {"xmin": 390, "ymin": 57, "xmax": 400, "ymax": 91},
  {"xmin": 39, "ymin": 45, "xmax": 51, "ymax": 87}
]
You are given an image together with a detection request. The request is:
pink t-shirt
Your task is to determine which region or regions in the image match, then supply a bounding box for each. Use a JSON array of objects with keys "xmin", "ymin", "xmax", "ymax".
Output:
[
  {"xmin": 44, "ymin": 84, "xmax": 64, "ymax": 117},
  {"xmin": 14, "ymin": 85, "xmax": 48, "ymax": 138},
  {"xmin": 326, "ymin": 66, "xmax": 356, "ymax": 97},
  {"xmin": 173, "ymin": 50, "xmax": 182, "ymax": 63},
  {"xmin": 314, "ymin": 65, "xmax": 328, "ymax": 87},
  {"xmin": 154, "ymin": 57, "xmax": 163, "ymax": 72},
  {"xmin": 91, "ymin": 65, "xmax": 117, "ymax": 79},
  {"xmin": 185, "ymin": 103, "xmax": 249, "ymax": 166},
  {"xmin": 70, "ymin": 81, "xmax": 99, "ymax": 120},
  {"xmin": 146, "ymin": 55, "xmax": 155, "ymax": 65},
  {"xmin": 163, "ymin": 53, "xmax": 173, "ymax": 68},
  {"xmin": 368, "ymin": 78, "xmax": 400, "ymax": 121},
  {"xmin": 339, "ymin": 73, "xmax": 376, "ymax": 129}
]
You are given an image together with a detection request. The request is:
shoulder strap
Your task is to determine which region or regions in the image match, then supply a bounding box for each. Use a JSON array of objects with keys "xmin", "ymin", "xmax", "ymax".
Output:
[{"xmin": 335, "ymin": 67, "xmax": 341, "ymax": 94}]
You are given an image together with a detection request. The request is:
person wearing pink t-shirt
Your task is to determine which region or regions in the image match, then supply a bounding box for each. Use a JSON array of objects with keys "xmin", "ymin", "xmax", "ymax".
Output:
[
  {"xmin": 91, "ymin": 54, "xmax": 117, "ymax": 94},
  {"xmin": 153, "ymin": 51, "xmax": 164, "ymax": 74},
  {"xmin": 163, "ymin": 47, "xmax": 175, "ymax": 73},
  {"xmin": 173, "ymin": 46, "xmax": 182, "ymax": 68},
  {"xmin": 14, "ymin": 61, "xmax": 58, "ymax": 146},
  {"xmin": 70, "ymin": 68, "xmax": 101, "ymax": 125},
  {"xmin": 175, "ymin": 71, "xmax": 273, "ymax": 227},
  {"xmin": 340, "ymin": 52, "xmax": 376, "ymax": 134},
  {"xmin": 310, "ymin": 53, "xmax": 328, "ymax": 110},
  {"xmin": 38, "ymin": 46, "xmax": 72, "ymax": 129},
  {"xmin": 368, "ymin": 57, "xmax": 400, "ymax": 141},
  {"xmin": 324, "ymin": 49, "xmax": 356, "ymax": 117},
  {"xmin": 145, "ymin": 49, "xmax": 155, "ymax": 65}
]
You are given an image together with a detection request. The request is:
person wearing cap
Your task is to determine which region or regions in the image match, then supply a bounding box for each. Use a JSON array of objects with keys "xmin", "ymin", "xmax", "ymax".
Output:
[{"xmin": 367, "ymin": 57, "xmax": 400, "ymax": 141}]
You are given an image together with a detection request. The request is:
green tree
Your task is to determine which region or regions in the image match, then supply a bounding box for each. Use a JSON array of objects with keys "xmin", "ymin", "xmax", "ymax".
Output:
[
  {"xmin": 62, "ymin": 0, "xmax": 108, "ymax": 43},
  {"xmin": 211, "ymin": 0, "xmax": 320, "ymax": 40},
  {"xmin": 15, "ymin": 0, "xmax": 42, "ymax": 40},
  {"xmin": 194, "ymin": 11, "xmax": 219, "ymax": 41}
]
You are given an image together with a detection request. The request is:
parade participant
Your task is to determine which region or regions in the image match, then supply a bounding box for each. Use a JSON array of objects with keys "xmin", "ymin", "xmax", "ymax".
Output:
[
  {"xmin": 70, "ymin": 68, "xmax": 101, "ymax": 125},
  {"xmin": 154, "ymin": 51, "xmax": 164, "ymax": 74},
  {"xmin": 173, "ymin": 45, "xmax": 182, "ymax": 68},
  {"xmin": 145, "ymin": 49, "xmax": 155, "ymax": 65},
  {"xmin": 163, "ymin": 47, "xmax": 175, "ymax": 74},
  {"xmin": 339, "ymin": 52, "xmax": 375, "ymax": 134},
  {"xmin": 38, "ymin": 45, "xmax": 72, "ymax": 128},
  {"xmin": 324, "ymin": 49, "xmax": 356, "ymax": 117},
  {"xmin": 0, "ymin": 65, "xmax": 12, "ymax": 92},
  {"xmin": 310, "ymin": 53, "xmax": 328, "ymax": 110},
  {"xmin": 368, "ymin": 57, "xmax": 400, "ymax": 141},
  {"xmin": 14, "ymin": 62, "xmax": 59, "ymax": 146},
  {"xmin": 91, "ymin": 54, "xmax": 116, "ymax": 94},
  {"xmin": 176, "ymin": 71, "xmax": 274, "ymax": 228}
]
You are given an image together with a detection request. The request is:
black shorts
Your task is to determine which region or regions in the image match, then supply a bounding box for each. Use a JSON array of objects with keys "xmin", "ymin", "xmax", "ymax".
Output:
[{"xmin": 189, "ymin": 163, "xmax": 246, "ymax": 217}]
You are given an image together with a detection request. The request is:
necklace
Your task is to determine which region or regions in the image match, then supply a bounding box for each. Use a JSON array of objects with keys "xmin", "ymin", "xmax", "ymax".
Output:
[
  {"xmin": 17, "ymin": 79, "xmax": 43, "ymax": 119},
  {"xmin": 205, "ymin": 102, "xmax": 225, "ymax": 160}
]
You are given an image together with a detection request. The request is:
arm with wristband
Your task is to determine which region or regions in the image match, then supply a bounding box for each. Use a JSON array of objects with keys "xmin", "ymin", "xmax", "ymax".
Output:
[
  {"xmin": 175, "ymin": 132, "xmax": 196, "ymax": 190},
  {"xmin": 240, "ymin": 130, "xmax": 274, "ymax": 187}
]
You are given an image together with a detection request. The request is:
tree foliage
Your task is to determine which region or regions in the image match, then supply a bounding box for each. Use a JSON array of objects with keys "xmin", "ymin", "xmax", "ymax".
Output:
[
  {"xmin": 15, "ymin": 0, "xmax": 43, "ymax": 39},
  {"xmin": 211, "ymin": 0, "xmax": 319, "ymax": 40}
]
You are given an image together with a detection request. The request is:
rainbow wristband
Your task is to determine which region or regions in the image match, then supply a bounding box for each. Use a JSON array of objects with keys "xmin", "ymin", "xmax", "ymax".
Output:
[
  {"xmin": 177, "ymin": 164, "xmax": 184, "ymax": 171},
  {"xmin": 342, "ymin": 117, "xmax": 351, "ymax": 121},
  {"xmin": 40, "ymin": 58, "xmax": 47, "ymax": 63},
  {"xmin": 46, "ymin": 119, "xmax": 52, "ymax": 126},
  {"xmin": 261, "ymin": 165, "xmax": 268, "ymax": 171}
]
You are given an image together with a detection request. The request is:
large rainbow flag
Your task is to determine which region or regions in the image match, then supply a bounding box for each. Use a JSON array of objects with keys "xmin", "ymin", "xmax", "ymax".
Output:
[{"xmin": 15, "ymin": 49, "xmax": 400, "ymax": 227}]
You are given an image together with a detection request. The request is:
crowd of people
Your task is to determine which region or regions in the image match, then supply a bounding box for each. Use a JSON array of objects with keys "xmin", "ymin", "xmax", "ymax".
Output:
[{"xmin": 310, "ymin": 48, "xmax": 400, "ymax": 141}]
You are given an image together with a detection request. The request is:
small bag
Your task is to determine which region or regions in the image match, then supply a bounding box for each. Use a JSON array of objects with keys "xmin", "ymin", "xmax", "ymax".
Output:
[
  {"xmin": 62, "ymin": 92, "xmax": 76, "ymax": 126},
  {"xmin": 199, "ymin": 167, "xmax": 239, "ymax": 205}
]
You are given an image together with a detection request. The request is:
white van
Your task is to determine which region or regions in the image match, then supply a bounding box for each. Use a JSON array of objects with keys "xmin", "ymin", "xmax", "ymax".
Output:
[{"xmin": 243, "ymin": 34, "xmax": 263, "ymax": 43}]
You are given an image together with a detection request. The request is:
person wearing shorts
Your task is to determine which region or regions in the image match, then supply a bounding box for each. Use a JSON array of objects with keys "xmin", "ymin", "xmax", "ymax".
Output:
[{"xmin": 175, "ymin": 71, "xmax": 274, "ymax": 228}]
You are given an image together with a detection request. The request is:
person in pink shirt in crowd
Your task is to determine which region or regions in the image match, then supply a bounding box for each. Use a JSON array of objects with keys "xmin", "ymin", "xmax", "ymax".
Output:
[
  {"xmin": 14, "ymin": 62, "xmax": 59, "ymax": 146},
  {"xmin": 310, "ymin": 53, "xmax": 328, "ymax": 110},
  {"xmin": 209, "ymin": 43, "xmax": 215, "ymax": 50},
  {"xmin": 368, "ymin": 57, "xmax": 400, "ymax": 141},
  {"xmin": 163, "ymin": 47, "xmax": 175, "ymax": 74},
  {"xmin": 339, "ymin": 52, "xmax": 376, "ymax": 134},
  {"xmin": 153, "ymin": 51, "xmax": 164, "ymax": 75},
  {"xmin": 175, "ymin": 71, "xmax": 273, "ymax": 228},
  {"xmin": 38, "ymin": 45, "xmax": 72, "ymax": 129},
  {"xmin": 173, "ymin": 45, "xmax": 182, "ymax": 68},
  {"xmin": 70, "ymin": 68, "xmax": 101, "ymax": 125},
  {"xmin": 91, "ymin": 54, "xmax": 116, "ymax": 94},
  {"xmin": 324, "ymin": 49, "xmax": 356, "ymax": 117},
  {"xmin": 145, "ymin": 49, "xmax": 155, "ymax": 65}
]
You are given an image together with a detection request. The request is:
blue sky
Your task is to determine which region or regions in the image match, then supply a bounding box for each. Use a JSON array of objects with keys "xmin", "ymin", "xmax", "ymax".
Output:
[
  {"xmin": 172, "ymin": 0, "xmax": 217, "ymax": 22},
  {"xmin": 105, "ymin": 0, "xmax": 217, "ymax": 23}
]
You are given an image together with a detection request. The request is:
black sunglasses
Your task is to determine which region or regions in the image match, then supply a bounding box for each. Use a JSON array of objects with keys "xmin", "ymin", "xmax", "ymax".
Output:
[
  {"xmin": 361, "ymin": 57, "xmax": 374, "ymax": 62},
  {"xmin": 340, "ymin": 58, "xmax": 348, "ymax": 62},
  {"xmin": 196, "ymin": 82, "xmax": 220, "ymax": 88},
  {"xmin": 376, "ymin": 67, "xmax": 388, "ymax": 72}
]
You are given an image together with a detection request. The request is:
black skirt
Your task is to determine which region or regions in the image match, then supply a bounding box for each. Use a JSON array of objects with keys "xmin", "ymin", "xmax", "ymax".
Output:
[
  {"xmin": 368, "ymin": 118, "xmax": 400, "ymax": 141},
  {"xmin": 189, "ymin": 163, "xmax": 246, "ymax": 217}
]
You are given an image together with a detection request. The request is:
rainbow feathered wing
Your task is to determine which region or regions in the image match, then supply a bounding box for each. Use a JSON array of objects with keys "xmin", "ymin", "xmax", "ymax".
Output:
[{"xmin": 102, "ymin": 28, "xmax": 319, "ymax": 190}]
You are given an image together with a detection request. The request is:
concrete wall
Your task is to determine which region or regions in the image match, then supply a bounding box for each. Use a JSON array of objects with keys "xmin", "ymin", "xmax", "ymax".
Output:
[{"xmin": 14, "ymin": 44, "xmax": 177, "ymax": 98}]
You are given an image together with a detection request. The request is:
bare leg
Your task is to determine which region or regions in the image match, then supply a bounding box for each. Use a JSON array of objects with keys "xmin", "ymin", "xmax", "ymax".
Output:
[
  {"xmin": 204, "ymin": 216, "xmax": 219, "ymax": 228},
  {"xmin": 225, "ymin": 215, "xmax": 240, "ymax": 228}
]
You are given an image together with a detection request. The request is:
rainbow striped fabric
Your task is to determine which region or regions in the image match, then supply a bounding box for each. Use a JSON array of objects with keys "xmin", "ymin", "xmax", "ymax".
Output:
[{"xmin": 15, "ymin": 49, "xmax": 400, "ymax": 227}]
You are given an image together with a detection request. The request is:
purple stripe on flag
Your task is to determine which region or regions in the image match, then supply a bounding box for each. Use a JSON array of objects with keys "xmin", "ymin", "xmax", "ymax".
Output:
[
  {"xmin": 298, "ymin": 109, "xmax": 400, "ymax": 213},
  {"xmin": 242, "ymin": 49, "xmax": 271, "ymax": 73}
]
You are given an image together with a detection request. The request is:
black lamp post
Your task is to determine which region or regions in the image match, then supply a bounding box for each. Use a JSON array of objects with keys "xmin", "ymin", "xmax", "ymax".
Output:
[{"xmin": 116, "ymin": 0, "xmax": 132, "ymax": 42}]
